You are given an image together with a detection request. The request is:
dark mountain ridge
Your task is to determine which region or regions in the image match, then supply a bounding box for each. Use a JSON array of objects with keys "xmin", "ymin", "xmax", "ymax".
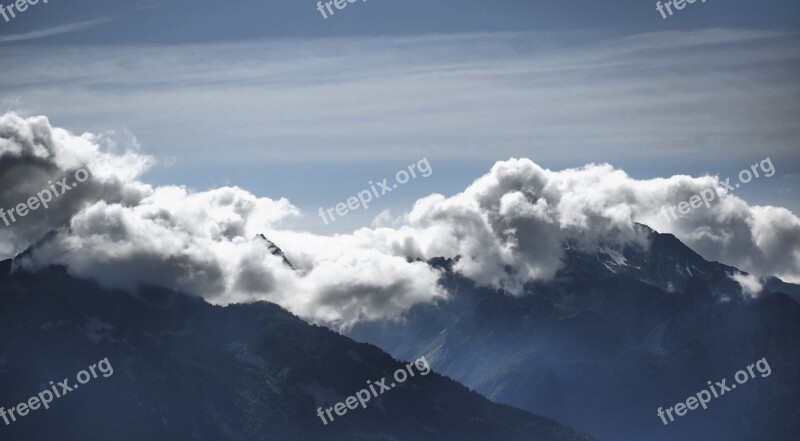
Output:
[{"xmin": 0, "ymin": 255, "xmax": 593, "ymax": 441}]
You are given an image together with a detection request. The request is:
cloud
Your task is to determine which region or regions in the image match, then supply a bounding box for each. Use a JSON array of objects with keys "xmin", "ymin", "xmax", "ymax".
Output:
[
  {"xmin": 0, "ymin": 18, "xmax": 112, "ymax": 44},
  {"xmin": 332, "ymin": 158, "xmax": 800, "ymax": 291},
  {"xmin": 730, "ymin": 272, "xmax": 764, "ymax": 298},
  {"xmin": 0, "ymin": 112, "xmax": 152, "ymax": 257},
  {"xmin": 4, "ymin": 114, "xmax": 800, "ymax": 328},
  {"xmin": 3, "ymin": 113, "xmax": 446, "ymax": 328},
  {"xmin": 0, "ymin": 29, "xmax": 797, "ymax": 167}
]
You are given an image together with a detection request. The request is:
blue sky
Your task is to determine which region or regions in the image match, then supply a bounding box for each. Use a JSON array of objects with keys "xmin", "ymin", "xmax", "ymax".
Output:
[
  {"xmin": 1, "ymin": 0, "xmax": 798, "ymax": 42},
  {"xmin": 1, "ymin": 0, "xmax": 798, "ymax": 233}
]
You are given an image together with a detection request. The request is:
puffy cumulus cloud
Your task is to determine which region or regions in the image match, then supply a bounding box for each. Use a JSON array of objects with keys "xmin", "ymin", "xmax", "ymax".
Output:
[
  {"xmin": 6, "ymin": 113, "xmax": 800, "ymax": 327},
  {"xmin": 272, "ymin": 160, "xmax": 660, "ymax": 295},
  {"xmin": 338, "ymin": 158, "xmax": 800, "ymax": 290},
  {"xmin": 5, "ymin": 113, "xmax": 446, "ymax": 328},
  {"xmin": 0, "ymin": 112, "xmax": 152, "ymax": 257},
  {"xmin": 21, "ymin": 186, "xmax": 299, "ymax": 298},
  {"xmin": 338, "ymin": 160, "xmax": 657, "ymax": 293},
  {"xmin": 18, "ymin": 189, "xmax": 446, "ymax": 327},
  {"xmin": 303, "ymin": 161, "xmax": 798, "ymax": 295}
]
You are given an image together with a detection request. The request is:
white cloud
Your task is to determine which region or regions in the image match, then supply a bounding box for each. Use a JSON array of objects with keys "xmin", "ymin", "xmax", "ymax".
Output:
[
  {"xmin": 3, "ymin": 114, "xmax": 447, "ymax": 328},
  {"xmin": 0, "ymin": 112, "xmax": 153, "ymax": 257},
  {"xmin": 730, "ymin": 272, "xmax": 764, "ymax": 298},
  {"xmin": 4, "ymin": 114, "xmax": 800, "ymax": 328}
]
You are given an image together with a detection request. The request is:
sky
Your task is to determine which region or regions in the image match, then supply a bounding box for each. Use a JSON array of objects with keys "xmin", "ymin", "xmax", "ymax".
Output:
[
  {"xmin": 1, "ymin": 0, "xmax": 799, "ymax": 233},
  {"xmin": 0, "ymin": 0, "xmax": 799, "ymax": 326}
]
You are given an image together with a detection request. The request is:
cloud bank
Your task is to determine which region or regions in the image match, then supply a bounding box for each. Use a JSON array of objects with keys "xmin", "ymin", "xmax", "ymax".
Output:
[{"xmin": 3, "ymin": 113, "xmax": 799, "ymax": 326}]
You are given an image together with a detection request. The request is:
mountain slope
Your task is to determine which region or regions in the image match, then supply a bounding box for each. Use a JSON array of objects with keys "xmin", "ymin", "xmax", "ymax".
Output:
[
  {"xmin": 0, "ymin": 259, "xmax": 593, "ymax": 441},
  {"xmin": 349, "ymin": 225, "xmax": 800, "ymax": 441}
]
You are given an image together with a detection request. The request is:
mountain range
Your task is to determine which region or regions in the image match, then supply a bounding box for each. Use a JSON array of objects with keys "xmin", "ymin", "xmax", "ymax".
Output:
[
  {"xmin": 348, "ymin": 224, "xmax": 800, "ymax": 441},
  {"xmin": 2, "ymin": 223, "xmax": 798, "ymax": 440},
  {"xmin": 0, "ymin": 250, "xmax": 591, "ymax": 441}
]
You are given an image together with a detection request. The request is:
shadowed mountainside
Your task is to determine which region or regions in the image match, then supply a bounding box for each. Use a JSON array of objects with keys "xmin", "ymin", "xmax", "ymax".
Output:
[{"xmin": 0, "ymin": 257, "xmax": 593, "ymax": 441}]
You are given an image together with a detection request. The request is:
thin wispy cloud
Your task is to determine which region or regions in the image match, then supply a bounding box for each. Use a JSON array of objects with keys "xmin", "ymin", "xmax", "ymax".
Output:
[
  {"xmin": 0, "ymin": 18, "xmax": 112, "ymax": 44},
  {"xmin": 0, "ymin": 29, "xmax": 796, "ymax": 166}
]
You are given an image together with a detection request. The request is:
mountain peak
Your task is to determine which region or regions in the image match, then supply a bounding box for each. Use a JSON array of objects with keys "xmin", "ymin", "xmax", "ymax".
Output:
[
  {"xmin": 256, "ymin": 234, "xmax": 294, "ymax": 269},
  {"xmin": 562, "ymin": 226, "xmax": 743, "ymax": 297}
]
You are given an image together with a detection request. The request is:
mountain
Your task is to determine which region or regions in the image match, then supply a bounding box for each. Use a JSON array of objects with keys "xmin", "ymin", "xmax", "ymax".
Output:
[
  {"xmin": 348, "ymin": 225, "xmax": 800, "ymax": 441},
  {"xmin": 257, "ymin": 234, "xmax": 294, "ymax": 269},
  {"xmin": 0, "ymin": 257, "xmax": 593, "ymax": 441}
]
